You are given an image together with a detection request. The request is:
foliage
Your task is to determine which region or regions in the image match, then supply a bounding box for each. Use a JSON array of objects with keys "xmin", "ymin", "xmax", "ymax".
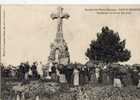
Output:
[{"xmin": 86, "ymin": 26, "xmax": 131, "ymax": 63}]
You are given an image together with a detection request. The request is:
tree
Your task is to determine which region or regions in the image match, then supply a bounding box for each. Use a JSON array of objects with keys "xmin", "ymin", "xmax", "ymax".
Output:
[{"xmin": 85, "ymin": 26, "xmax": 131, "ymax": 64}]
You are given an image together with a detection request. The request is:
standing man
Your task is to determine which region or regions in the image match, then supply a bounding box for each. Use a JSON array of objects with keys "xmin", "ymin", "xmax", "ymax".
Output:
[
  {"xmin": 19, "ymin": 63, "xmax": 25, "ymax": 81},
  {"xmin": 24, "ymin": 61, "xmax": 30, "ymax": 81},
  {"xmin": 31, "ymin": 62, "xmax": 38, "ymax": 80}
]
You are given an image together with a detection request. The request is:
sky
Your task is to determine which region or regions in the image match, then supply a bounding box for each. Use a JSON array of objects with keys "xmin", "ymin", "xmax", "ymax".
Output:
[{"xmin": 1, "ymin": 5, "xmax": 140, "ymax": 65}]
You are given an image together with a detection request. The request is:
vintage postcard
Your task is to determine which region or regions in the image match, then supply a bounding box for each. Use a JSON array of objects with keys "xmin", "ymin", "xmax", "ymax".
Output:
[{"xmin": 0, "ymin": 5, "xmax": 140, "ymax": 100}]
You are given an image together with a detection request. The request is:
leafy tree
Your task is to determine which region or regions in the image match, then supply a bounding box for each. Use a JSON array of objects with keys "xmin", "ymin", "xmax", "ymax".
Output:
[{"xmin": 86, "ymin": 26, "xmax": 131, "ymax": 63}]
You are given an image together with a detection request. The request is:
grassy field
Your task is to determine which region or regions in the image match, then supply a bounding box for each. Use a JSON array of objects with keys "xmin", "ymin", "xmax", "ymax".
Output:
[{"xmin": 1, "ymin": 79, "xmax": 140, "ymax": 100}]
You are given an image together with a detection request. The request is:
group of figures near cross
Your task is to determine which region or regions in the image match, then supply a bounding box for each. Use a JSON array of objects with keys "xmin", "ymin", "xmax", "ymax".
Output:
[
  {"xmin": 44, "ymin": 62, "xmax": 140, "ymax": 88},
  {"xmin": 1, "ymin": 62, "xmax": 140, "ymax": 88}
]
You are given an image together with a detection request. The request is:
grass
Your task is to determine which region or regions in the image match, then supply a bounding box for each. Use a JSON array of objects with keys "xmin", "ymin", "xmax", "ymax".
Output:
[{"xmin": 1, "ymin": 79, "xmax": 140, "ymax": 100}]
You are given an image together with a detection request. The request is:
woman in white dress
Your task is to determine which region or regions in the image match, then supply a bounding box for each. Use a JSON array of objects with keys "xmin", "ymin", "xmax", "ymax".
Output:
[
  {"xmin": 73, "ymin": 67, "xmax": 79, "ymax": 86},
  {"xmin": 113, "ymin": 69, "xmax": 122, "ymax": 88},
  {"xmin": 37, "ymin": 62, "xmax": 43, "ymax": 77}
]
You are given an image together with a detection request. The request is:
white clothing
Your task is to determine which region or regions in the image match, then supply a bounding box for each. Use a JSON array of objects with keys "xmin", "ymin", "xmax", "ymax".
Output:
[
  {"xmin": 48, "ymin": 63, "xmax": 53, "ymax": 72},
  {"xmin": 35, "ymin": 95, "xmax": 39, "ymax": 100},
  {"xmin": 37, "ymin": 63, "xmax": 43, "ymax": 77},
  {"xmin": 16, "ymin": 94, "xmax": 20, "ymax": 100},
  {"xmin": 25, "ymin": 72, "xmax": 29, "ymax": 80},
  {"xmin": 137, "ymin": 80, "xmax": 140, "ymax": 88},
  {"xmin": 22, "ymin": 92, "xmax": 25, "ymax": 100},
  {"xmin": 95, "ymin": 68, "xmax": 100, "ymax": 80},
  {"xmin": 59, "ymin": 74, "xmax": 67, "ymax": 83},
  {"xmin": 11, "ymin": 70, "xmax": 15, "ymax": 77},
  {"xmin": 113, "ymin": 78, "xmax": 122, "ymax": 88},
  {"xmin": 56, "ymin": 69, "xmax": 60, "ymax": 76},
  {"xmin": 29, "ymin": 68, "xmax": 32, "ymax": 76},
  {"xmin": 46, "ymin": 75, "xmax": 51, "ymax": 80},
  {"xmin": 73, "ymin": 69, "xmax": 79, "ymax": 86}
]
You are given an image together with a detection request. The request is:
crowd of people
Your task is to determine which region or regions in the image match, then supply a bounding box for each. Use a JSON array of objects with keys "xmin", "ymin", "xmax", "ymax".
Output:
[
  {"xmin": 1, "ymin": 61, "xmax": 140, "ymax": 89},
  {"xmin": 1, "ymin": 62, "xmax": 42, "ymax": 82}
]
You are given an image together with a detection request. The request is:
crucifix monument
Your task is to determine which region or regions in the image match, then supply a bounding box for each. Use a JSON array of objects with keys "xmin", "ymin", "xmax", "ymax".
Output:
[{"xmin": 48, "ymin": 7, "xmax": 70, "ymax": 66}]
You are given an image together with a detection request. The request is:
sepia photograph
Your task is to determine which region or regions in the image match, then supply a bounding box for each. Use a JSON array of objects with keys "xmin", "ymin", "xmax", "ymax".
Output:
[{"xmin": 0, "ymin": 5, "xmax": 140, "ymax": 100}]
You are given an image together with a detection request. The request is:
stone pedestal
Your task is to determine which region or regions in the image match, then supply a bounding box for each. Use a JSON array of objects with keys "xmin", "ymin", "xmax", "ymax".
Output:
[{"xmin": 48, "ymin": 38, "xmax": 70, "ymax": 65}]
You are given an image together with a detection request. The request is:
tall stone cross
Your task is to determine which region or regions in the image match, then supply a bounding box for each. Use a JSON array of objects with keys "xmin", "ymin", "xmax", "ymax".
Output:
[{"xmin": 51, "ymin": 7, "xmax": 70, "ymax": 40}]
